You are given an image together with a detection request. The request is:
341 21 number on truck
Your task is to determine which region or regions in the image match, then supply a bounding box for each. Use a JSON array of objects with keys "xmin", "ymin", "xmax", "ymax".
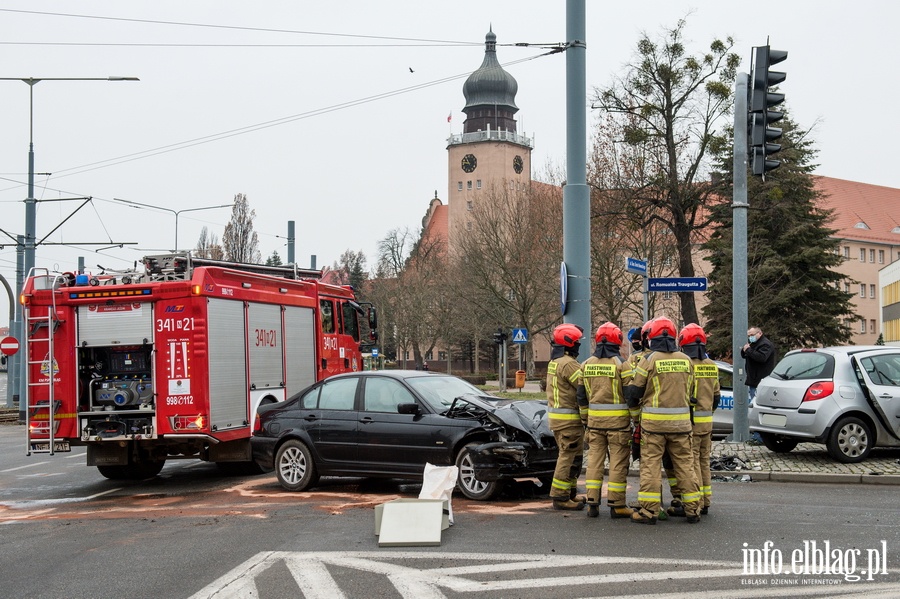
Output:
[{"xmin": 20, "ymin": 253, "xmax": 377, "ymax": 479}]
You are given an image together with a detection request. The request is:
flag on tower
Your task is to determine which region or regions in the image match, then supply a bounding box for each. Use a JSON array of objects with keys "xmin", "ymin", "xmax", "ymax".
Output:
[{"xmin": 447, "ymin": 112, "xmax": 452, "ymax": 123}]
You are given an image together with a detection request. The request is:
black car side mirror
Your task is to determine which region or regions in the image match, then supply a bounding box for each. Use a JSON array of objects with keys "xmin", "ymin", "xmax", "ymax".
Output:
[{"xmin": 397, "ymin": 403, "xmax": 420, "ymax": 415}]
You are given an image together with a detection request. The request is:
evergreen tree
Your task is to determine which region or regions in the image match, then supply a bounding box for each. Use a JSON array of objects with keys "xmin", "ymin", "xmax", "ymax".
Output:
[
  {"xmin": 702, "ymin": 113, "xmax": 855, "ymax": 358},
  {"xmin": 265, "ymin": 250, "xmax": 283, "ymax": 266}
]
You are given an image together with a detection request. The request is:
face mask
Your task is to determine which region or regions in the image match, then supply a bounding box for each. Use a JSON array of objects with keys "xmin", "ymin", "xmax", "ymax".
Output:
[
  {"xmin": 748, "ymin": 335, "xmax": 757, "ymax": 343},
  {"xmin": 631, "ymin": 341, "xmax": 642, "ymax": 351}
]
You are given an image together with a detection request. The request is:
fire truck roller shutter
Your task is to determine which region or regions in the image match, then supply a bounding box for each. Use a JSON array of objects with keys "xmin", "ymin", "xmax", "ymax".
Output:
[
  {"xmin": 207, "ymin": 298, "xmax": 249, "ymax": 431},
  {"xmin": 76, "ymin": 302, "xmax": 153, "ymax": 346},
  {"xmin": 247, "ymin": 302, "xmax": 284, "ymax": 390},
  {"xmin": 284, "ymin": 306, "xmax": 316, "ymax": 396}
]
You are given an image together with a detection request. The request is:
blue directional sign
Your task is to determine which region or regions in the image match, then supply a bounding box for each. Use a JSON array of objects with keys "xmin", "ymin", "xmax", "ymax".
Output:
[
  {"xmin": 625, "ymin": 257, "xmax": 647, "ymax": 276},
  {"xmin": 511, "ymin": 328, "xmax": 529, "ymax": 344},
  {"xmin": 648, "ymin": 277, "xmax": 708, "ymax": 292},
  {"xmin": 372, "ymin": 348, "xmax": 379, "ymax": 357}
]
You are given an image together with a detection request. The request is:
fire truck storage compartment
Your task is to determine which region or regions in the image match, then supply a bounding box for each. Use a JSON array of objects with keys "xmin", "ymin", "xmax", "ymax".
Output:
[
  {"xmin": 247, "ymin": 302, "xmax": 284, "ymax": 390},
  {"xmin": 77, "ymin": 302, "xmax": 153, "ymax": 346},
  {"xmin": 76, "ymin": 303, "xmax": 155, "ymax": 412},
  {"xmin": 207, "ymin": 298, "xmax": 249, "ymax": 431},
  {"xmin": 284, "ymin": 305, "xmax": 316, "ymax": 395}
]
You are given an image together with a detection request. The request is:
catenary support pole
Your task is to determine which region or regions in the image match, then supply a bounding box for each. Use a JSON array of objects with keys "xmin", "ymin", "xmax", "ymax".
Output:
[{"xmin": 563, "ymin": 0, "xmax": 591, "ymax": 359}]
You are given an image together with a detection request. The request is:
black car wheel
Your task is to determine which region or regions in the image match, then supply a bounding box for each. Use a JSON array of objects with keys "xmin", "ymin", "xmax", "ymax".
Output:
[
  {"xmin": 275, "ymin": 439, "xmax": 319, "ymax": 491},
  {"xmin": 759, "ymin": 433, "xmax": 799, "ymax": 453},
  {"xmin": 455, "ymin": 443, "xmax": 501, "ymax": 501},
  {"xmin": 826, "ymin": 416, "xmax": 872, "ymax": 463}
]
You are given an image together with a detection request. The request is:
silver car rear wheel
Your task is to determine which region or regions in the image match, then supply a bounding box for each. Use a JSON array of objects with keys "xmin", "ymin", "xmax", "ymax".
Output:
[{"xmin": 826, "ymin": 417, "xmax": 872, "ymax": 463}]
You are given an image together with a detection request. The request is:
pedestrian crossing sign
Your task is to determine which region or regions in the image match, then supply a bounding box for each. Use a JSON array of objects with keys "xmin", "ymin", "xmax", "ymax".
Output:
[{"xmin": 511, "ymin": 328, "xmax": 528, "ymax": 344}]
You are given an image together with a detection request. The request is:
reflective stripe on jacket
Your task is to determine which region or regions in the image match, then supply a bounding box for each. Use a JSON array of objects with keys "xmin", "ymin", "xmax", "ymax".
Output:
[
  {"xmin": 627, "ymin": 351, "xmax": 694, "ymax": 433},
  {"xmin": 582, "ymin": 356, "xmax": 630, "ymax": 430},
  {"xmin": 547, "ymin": 355, "xmax": 585, "ymax": 430}
]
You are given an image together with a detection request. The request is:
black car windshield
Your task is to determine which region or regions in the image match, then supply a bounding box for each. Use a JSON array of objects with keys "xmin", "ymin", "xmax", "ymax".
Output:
[
  {"xmin": 405, "ymin": 375, "xmax": 492, "ymax": 412},
  {"xmin": 772, "ymin": 352, "xmax": 834, "ymax": 380}
]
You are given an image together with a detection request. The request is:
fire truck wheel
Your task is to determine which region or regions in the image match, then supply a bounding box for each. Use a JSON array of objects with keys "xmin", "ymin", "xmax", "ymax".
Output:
[
  {"xmin": 275, "ymin": 439, "xmax": 319, "ymax": 492},
  {"xmin": 455, "ymin": 443, "xmax": 502, "ymax": 501}
]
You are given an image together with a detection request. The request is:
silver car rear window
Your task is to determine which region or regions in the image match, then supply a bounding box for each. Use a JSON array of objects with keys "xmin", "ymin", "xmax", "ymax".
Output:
[{"xmin": 772, "ymin": 352, "xmax": 835, "ymax": 381}]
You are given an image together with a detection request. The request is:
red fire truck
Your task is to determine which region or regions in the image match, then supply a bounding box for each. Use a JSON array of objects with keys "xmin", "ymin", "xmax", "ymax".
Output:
[{"xmin": 20, "ymin": 253, "xmax": 376, "ymax": 479}]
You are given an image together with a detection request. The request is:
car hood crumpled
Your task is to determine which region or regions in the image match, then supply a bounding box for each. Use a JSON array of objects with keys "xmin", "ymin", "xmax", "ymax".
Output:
[{"xmin": 449, "ymin": 395, "xmax": 552, "ymax": 444}]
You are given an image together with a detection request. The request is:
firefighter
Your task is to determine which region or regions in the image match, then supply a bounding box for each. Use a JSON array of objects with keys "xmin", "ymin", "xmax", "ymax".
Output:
[
  {"xmin": 626, "ymin": 320, "xmax": 653, "ymax": 463},
  {"xmin": 624, "ymin": 317, "xmax": 701, "ymax": 524},
  {"xmin": 546, "ymin": 323, "xmax": 588, "ymax": 510},
  {"xmin": 582, "ymin": 322, "xmax": 635, "ymax": 519},
  {"xmin": 667, "ymin": 323, "xmax": 720, "ymax": 517}
]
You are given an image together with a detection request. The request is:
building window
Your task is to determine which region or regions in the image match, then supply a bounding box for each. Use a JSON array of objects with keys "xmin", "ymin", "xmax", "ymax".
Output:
[
  {"xmin": 844, "ymin": 282, "xmax": 851, "ymax": 294},
  {"xmin": 458, "ymin": 181, "xmax": 463, "ymax": 191},
  {"xmin": 860, "ymin": 248, "xmax": 866, "ymax": 262},
  {"xmin": 860, "ymin": 319, "xmax": 867, "ymax": 334},
  {"xmin": 476, "ymin": 179, "xmax": 482, "ymax": 189},
  {"xmin": 860, "ymin": 284, "xmax": 866, "ymax": 298},
  {"xmin": 870, "ymin": 249, "xmax": 876, "ymax": 262},
  {"xmin": 438, "ymin": 351, "xmax": 447, "ymax": 361},
  {"xmin": 467, "ymin": 200, "xmax": 473, "ymax": 211},
  {"xmin": 467, "ymin": 181, "xmax": 472, "ymax": 191},
  {"xmin": 663, "ymin": 291, "xmax": 673, "ymax": 300},
  {"xmin": 843, "ymin": 246, "xmax": 850, "ymax": 258},
  {"xmin": 879, "ymin": 250, "xmax": 885, "ymax": 264},
  {"xmin": 465, "ymin": 221, "xmax": 472, "ymax": 231},
  {"xmin": 870, "ymin": 319, "xmax": 876, "ymax": 333},
  {"xmin": 870, "ymin": 284, "xmax": 876, "ymax": 299}
]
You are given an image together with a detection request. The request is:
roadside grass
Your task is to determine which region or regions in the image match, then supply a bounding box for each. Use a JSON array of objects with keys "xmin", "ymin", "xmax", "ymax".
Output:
[{"xmin": 478, "ymin": 386, "xmax": 545, "ymax": 401}]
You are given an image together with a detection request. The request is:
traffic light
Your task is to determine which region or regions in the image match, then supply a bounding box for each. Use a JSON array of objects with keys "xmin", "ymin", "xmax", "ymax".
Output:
[
  {"xmin": 493, "ymin": 328, "xmax": 508, "ymax": 345},
  {"xmin": 749, "ymin": 45, "xmax": 787, "ymax": 177}
]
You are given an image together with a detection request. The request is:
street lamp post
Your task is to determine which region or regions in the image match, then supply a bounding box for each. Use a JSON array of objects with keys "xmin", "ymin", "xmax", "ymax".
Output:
[
  {"xmin": 0, "ymin": 76, "xmax": 138, "ymax": 415},
  {"xmin": 112, "ymin": 198, "xmax": 232, "ymax": 251}
]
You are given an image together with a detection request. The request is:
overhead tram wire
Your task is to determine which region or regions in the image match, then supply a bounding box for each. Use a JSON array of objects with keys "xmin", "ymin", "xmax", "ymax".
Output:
[{"xmin": 14, "ymin": 52, "xmax": 557, "ymax": 183}]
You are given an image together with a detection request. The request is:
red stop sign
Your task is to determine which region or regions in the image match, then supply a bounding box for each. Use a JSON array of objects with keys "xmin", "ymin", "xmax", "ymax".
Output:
[{"xmin": 0, "ymin": 336, "xmax": 19, "ymax": 356}]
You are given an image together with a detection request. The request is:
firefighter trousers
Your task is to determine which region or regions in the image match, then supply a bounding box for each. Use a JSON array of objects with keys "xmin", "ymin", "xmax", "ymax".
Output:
[
  {"xmin": 550, "ymin": 426, "xmax": 585, "ymax": 500},
  {"xmin": 693, "ymin": 431, "xmax": 712, "ymax": 509},
  {"xmin": 637, "ymin": 431, "xmax": 700, "ymax": 518},
  {"xmin": 585, "ymin": 428, "xmax": 631, "ymax": 507}
]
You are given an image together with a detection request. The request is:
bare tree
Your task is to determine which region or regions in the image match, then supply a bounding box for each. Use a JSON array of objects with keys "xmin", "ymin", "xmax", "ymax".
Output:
[
  {"xmin": 195, "ymin": 226, "xmax": 224, "ymax": 260},
  {"xmin": 592, "ymin": 19, "xmax": 739, "ymax": 324},
  {"xmin": 588, "ymin": 114, "xmax": 680, "ymax": 328},
  {"xmin": 452, "ymin": 181, "xmax": 562, "ymax": 376},
  {"xmin": 222, "ymin": 193, "xmax": 261, "ymax": 263}
]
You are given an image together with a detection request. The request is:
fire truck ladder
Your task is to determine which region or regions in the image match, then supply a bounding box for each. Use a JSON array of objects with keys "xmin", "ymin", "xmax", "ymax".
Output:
[{"xmin": 24, "ymin": 269, "xmax": 65, "ymax": 456}]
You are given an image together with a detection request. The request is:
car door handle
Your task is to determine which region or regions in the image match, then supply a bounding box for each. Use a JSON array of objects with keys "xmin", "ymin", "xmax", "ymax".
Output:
[
  {"xmin": 304, "ymin": 414, "xmax": 318, "ymax": 421},
  {"xmin": 360, "ymin": 416, "xmax": 374, "ymax": 424}
]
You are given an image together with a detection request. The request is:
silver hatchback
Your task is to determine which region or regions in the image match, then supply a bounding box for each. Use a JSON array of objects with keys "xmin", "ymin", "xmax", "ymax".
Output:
[{"xmin": 749, "ymin": 346, "xmax": 900, "ymax": 462}]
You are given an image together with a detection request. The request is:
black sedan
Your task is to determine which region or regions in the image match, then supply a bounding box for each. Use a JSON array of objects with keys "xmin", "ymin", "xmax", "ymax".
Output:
[{"xmin": 251, "ymin": 370, "xmax": 559, "ymax": 500}]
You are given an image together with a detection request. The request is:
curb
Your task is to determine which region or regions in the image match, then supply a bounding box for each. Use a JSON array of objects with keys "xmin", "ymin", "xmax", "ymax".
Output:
[{"xmin": 609, "ymin": 469, "xmax": 900, "ymax": 486}]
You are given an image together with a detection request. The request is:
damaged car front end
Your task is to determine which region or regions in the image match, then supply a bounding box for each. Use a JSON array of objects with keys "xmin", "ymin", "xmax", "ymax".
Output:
[{"xmin": 445, "ymin": 395, "xmax": 559, "ymax": 489}]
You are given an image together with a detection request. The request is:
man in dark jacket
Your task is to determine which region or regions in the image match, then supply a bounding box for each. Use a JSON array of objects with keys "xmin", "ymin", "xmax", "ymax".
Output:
[{"xmin": 740, "ymin": 326, "xmax": 776, "ymax": 400}]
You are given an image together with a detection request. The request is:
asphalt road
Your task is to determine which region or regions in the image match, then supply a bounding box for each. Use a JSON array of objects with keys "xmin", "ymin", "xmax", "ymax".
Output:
[{"xmin": 2, "ymin": 424, "xmax": 900, "ymax": 598}]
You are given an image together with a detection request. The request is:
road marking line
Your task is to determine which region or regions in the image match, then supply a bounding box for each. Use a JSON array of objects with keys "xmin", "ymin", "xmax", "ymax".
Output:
[{"xmin": 0, "ymin": 462, "xmax": 48, "ymax": 473}]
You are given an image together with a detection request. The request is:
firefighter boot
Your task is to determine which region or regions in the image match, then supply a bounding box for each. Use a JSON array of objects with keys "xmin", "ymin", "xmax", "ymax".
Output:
[
  {"xmin": 700, "ymin": 506, "xmax": 709, "ymax": 515},
  {"xmin": 666, "ymin": 499, "xmax": 686, "ymax": 518},
  {"xmin": 630, "ymin": 510, "xmax": 657, "ymax": 525},
  {"xmin": 686, "ymin": 514, "xmax": 701, "ymax": 524},
  {"xmin": 553, "ymin": 497, "xmax": 586, "ymax": 511},
  {"xmin": 609, "ymin": 505, "xmax": 634, "ymax": 519},
  {"xmin": 587, "ymin": 503, "xmax": 600, "ymax": 518}
]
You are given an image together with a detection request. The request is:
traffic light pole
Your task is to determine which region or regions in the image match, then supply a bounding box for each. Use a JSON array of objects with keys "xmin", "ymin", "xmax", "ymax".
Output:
[{"xmin": 731, "ymin": 72, "xmax": 750, "ymax": 443}]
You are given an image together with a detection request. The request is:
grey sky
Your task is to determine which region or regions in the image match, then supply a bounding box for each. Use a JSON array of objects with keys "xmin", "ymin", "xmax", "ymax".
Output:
[{"xmin": 1, "ymin": 1, "xmax": 896, "ymax": 326}]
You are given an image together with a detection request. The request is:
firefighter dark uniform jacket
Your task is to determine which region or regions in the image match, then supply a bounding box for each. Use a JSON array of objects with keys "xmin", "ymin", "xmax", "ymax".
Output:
[
  {"xmin": 546, "ymin": 354, "xmax": 586, "ymax": 430},
  {"xmin": 627, "ymin": 351, "xmax": 694, "ymax": 434},
  {"xmin": 689, "ymin": 357, "xmax": 720, "ymax": 435},
  {"xmin": 582, "ymin": 355, "xmax": 630, "ymax": 431}
]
